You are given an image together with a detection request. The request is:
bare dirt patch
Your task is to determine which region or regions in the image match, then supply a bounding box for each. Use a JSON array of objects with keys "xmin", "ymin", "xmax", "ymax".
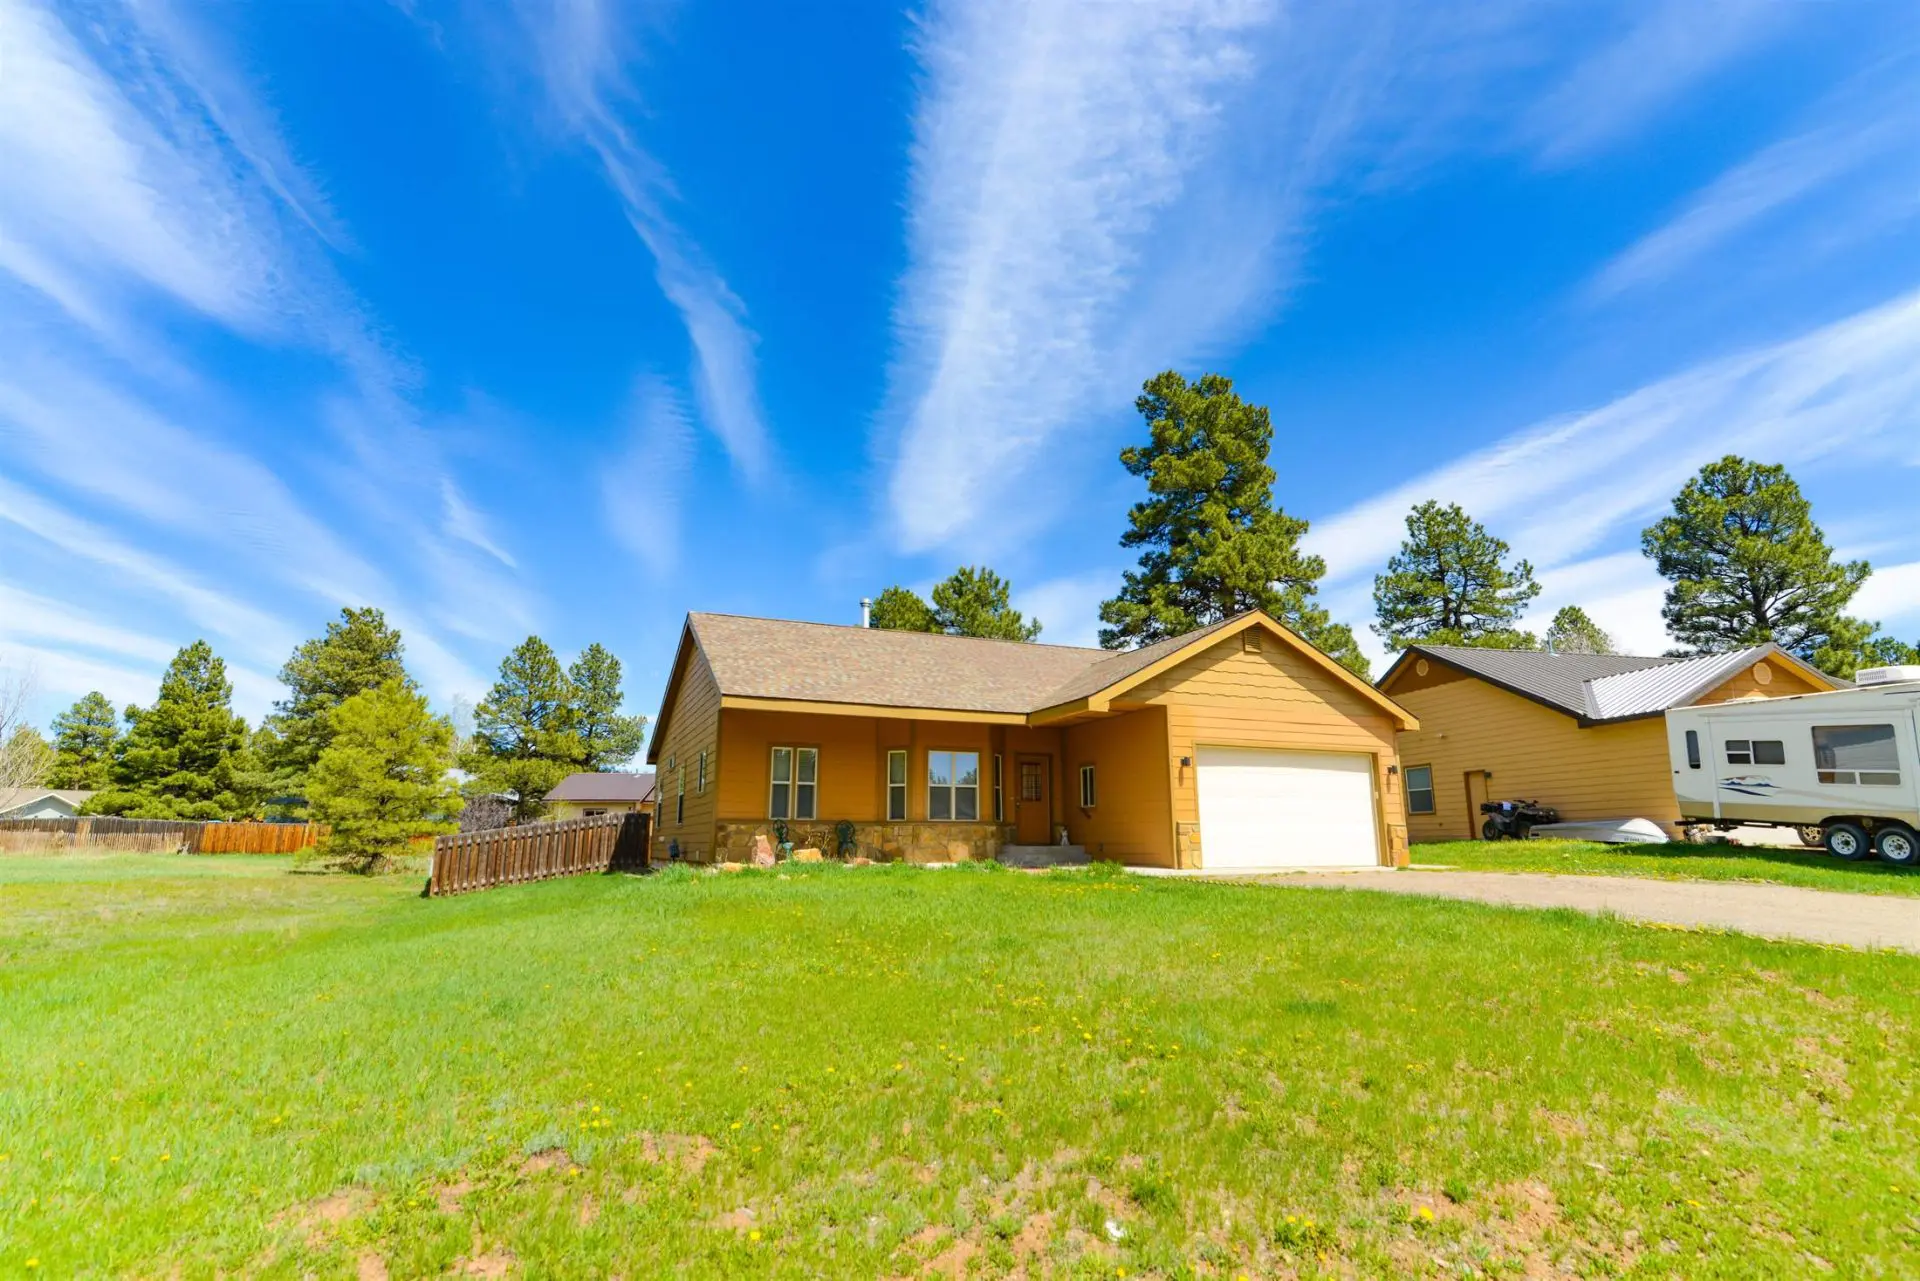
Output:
[
  {"xmin": 518, "ymin": 1147, "xmax": 576, "ymax": 1176},
  {"xmin": 356, "ymin": 1252, "xmax": 389, "ymax": 1281},
  {"xmin": 457, "ymin": 1250, "xmax": 516, "ymax": 1278},
  {"xmin": 278, "ymin": 1187, "xmax": 372, "ymax": 1246},
  {"xmin": 637, "ymin": 1131, "xmax": 715, "ymax": 1176}
]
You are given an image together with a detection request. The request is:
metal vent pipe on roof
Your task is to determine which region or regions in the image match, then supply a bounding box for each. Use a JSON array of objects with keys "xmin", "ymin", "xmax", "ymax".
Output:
[{"xmin": 860, "ymin": 597, "xmax": 871, "ymax": 628}]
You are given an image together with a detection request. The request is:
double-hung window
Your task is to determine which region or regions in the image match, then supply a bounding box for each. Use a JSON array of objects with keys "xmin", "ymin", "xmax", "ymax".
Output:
[
  {"xmin": 1404, "ymin": 765, "xmax": 1435, "ymax": 815},
  {"xmin": 770, "ymin": 747, "xmax": 818, "ymax": 819},
  {"xmin": 1078, "ymin": 764, "xmax": 1096, "ymax": 809},
  {"xmin": 886, "ymin": 750, "xmax": 908, "ymax": 821},
  {"xmin": 1812, "ymin": 725, "xmax": 1901, "ymax": 786},
  {"xmin": 675, "ymin": 768, "xmax": 685, "ymax": 824},
  {"xmin": 927, "ymin": 750, "xmax": 979, "ymax": 821},
  {"xmin": 697, "ymin": 749, "xmax": 708, "ymax": 793}
]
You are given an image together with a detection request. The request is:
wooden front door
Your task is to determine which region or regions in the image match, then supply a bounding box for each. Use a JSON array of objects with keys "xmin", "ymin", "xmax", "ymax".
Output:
[
  {"xmin": 1014, "ymin": 755, "xmax": 1051, "ymax": 844},
  {"xmin": 1463, "ymin": 770, "xmax": 1491, "ymax": 838}
]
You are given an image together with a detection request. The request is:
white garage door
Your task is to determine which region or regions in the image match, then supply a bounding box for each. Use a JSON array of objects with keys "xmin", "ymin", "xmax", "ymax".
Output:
[{"xmin": 1195, "ymin": 746, "xmax": 1379, "ymax": 869}]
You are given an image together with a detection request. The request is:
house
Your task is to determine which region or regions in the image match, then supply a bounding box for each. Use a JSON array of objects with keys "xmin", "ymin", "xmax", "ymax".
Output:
[
  {"xmin": 543, "ymin": 772, "xmax": 656, "ymax": 821},
  {"xmin": 0, "ymin": 788, "xmax": 94, "ymax": 819},
  {"xmin": 645, "ymin": 610, "xmax": 1418, "ymax": 870},
  {"xmin": 1376, "ymin": 643, "xmax": 1841, "ymax": 841}
]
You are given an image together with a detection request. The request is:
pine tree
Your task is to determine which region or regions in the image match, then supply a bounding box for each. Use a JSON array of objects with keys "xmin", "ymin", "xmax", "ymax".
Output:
[
  {"xmin": 47, "ymin": 692, "xmax": 119, "ymax": 789},
  {"xmin": 1098, "ymin": 370, "xmax": 1367, "ymax": 674},
  {"xmin": 1372, "ymin": 501, "xmax": 1541, "ymax": 649},
  {"xmin": 265, "ymin": 607, "xmax": 411, "ymax": 805},
  {"xmin": 86, "ymin": 641, "xmax": 254, "ymax": 819},
  {"xmin": 1544, "ymin": 606, "xmax": 1614, "ymax": 655},
  {"xmin": 306, "ymin": 680, "xmax": 461, "ymax": 873},
  {"xmin": 568, "ymin": 643, "xmax": 648, "ymax": 770},
  {"xmin": 1642, "ymin": 457, "xmax": 1871, "ymax": 673},
  {"xmin": 868, "ymin": 586, "xmax": 940, "ymax": 633},
  {"xmin": 933, "ymin": 567, "xmax": 1041, "ymax": 640},
  {"xmin": 1818, "ymin": 634, "xmax": 1920, "ymax": 681},
  {"xmin": 462, "ymin": 636, "xmax": 582, "ymax": 821}
]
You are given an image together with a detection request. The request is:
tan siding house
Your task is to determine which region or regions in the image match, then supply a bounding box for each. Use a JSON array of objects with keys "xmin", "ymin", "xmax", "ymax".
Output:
[
  {"xmin": 647, "ymin": 610, "xmax": 1418, "ymax": 869},
  {"xmin": 1378, "ymin": 643, "xmax": 1838, "ymax": 842},
  {"xmin": 543, "ymin": 772, "xmax": 657, "ymax": 822}
]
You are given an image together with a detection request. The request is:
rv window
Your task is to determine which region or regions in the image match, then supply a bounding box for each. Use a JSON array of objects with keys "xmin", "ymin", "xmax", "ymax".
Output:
[
  {"xmin": 1811, "ymin": 725, "xmax": 1901, "ymax": 787},
  {"xmin": 1726, "ymin": 739, "xmax": 1785, "ymax": 766},
  {"xmin": 1685, "ymin": 730, "xmax": 1700, "ymax": 770}
]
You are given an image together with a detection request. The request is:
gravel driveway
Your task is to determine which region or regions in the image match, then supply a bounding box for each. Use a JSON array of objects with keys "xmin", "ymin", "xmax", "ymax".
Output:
[{"xmin": 1271, "ymin": 870, "xmax": 1920, "ymax": 954}]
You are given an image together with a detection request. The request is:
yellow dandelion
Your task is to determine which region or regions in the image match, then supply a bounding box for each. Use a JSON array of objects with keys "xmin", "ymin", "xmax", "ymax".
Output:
[
  {"xmin": 159, "ymin": 1153, "xmax": 171, "ymax": 1163},
  {"xmin": 26, "ymin": 1260, "xmax": 39, "ymax": 1270},
  {"xmin": 1416, "ymin": 1206, "xmax": 1434, "ymax": 1222},
  {"xmin": 730, "ymin": 1122, "xmax": 743, "ymax": 1131}
]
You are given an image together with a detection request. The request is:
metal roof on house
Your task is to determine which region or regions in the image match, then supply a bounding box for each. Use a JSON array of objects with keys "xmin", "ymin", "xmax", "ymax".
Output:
[
  {"xmin": 543, "ymin": 772, "xmax": 656, "ymax": 803},
  {"xmin": 1579, "ymin": 646, "xmax": 1777, "ymax": 720},
  {"xmin": 1388, "ymin": 642, "xmax": 1832, "ymax": 724}
]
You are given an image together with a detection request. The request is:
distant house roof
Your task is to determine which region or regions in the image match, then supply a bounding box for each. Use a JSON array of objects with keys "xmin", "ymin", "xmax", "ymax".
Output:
[
  {"xmin": 544, "ymin": 772, "xmax": 656, "ymax": 803},
  {"xmin": 1380, "ymin": 642, "xmax": 1839, "ymax": 724},
  {"xmin": 648, "ymin": 610, "xmax": 1415, "ymax": 762},
  {"xmin": 0, "ymin": 788, "xmax": 94, "ymax": 816}
]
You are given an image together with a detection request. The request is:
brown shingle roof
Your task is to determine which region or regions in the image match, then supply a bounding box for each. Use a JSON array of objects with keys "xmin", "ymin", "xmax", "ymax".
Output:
[
  {"xmin": 688, "ymin": 613, "xmax": 1109, "ymax": 714},
  {"xmin": 544, "ymin": 772, "xmax": 656, "ymax": 803}
]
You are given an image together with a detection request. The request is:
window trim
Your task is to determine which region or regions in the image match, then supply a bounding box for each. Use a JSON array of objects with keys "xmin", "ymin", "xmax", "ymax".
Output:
[
  {"xmin": 1078, "ymin": 763, "xmax": 1096, "ymax": 809},
  {"xmin": 1685, "ymin": 729, "xmax": 1701, "ymax": 770},
  {"xmin": 926, "ymin": 748, "xmax": 981, "ymax": 823},
  {"xmin": 675, "ymin": 768, "xmax": 685, "ymax": 825},
  {"xmin": 993, "ymin": 753, "xmax": 1004, "ymax": 823},
  {"xmin": 768, "ymin": 745, "xmax": 819, "ymax": 820},
  {"xmin": 1403, "ymin": 763, "xmax": 1436, "ymax": 816},
  {"xmin": 886, "ymin": 749, "xmax": 908, "ymax": 822}
]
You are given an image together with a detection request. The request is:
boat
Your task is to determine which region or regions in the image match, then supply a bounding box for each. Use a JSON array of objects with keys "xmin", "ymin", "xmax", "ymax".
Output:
[{"xmin": 1527, "ymin": 817, "xmax": 1670, "ymax": 845}]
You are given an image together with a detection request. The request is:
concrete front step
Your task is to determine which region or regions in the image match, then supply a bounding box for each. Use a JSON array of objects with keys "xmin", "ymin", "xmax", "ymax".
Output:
[{"xmin": 998, "ymin": 844, "xmax": 1090, "ymax": 869}]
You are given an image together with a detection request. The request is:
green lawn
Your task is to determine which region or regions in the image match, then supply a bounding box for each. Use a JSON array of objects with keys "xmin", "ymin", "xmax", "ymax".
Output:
[
  {"xmin": 1416, "ymin": 838, "xmax": 1920, "ymax": 898},
  {"xmin": 4, "ymin": 854, "xmax": 1918, "ymax": 1277}
]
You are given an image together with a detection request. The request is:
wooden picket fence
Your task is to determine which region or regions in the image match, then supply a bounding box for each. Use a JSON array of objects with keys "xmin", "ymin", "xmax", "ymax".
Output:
[
  {"xmin": 0, "ymin": 817, "xmax": 328, "ymax": 855},
  {"xmin": 428, "ymin": 811, "xmax": 649, "ymax": 897}
]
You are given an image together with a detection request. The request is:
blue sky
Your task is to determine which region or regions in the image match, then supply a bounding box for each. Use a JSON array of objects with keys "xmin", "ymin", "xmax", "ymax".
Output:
[{"xmin": 2, "ymin": 0, "xmax": 1918, "ymax": 733}]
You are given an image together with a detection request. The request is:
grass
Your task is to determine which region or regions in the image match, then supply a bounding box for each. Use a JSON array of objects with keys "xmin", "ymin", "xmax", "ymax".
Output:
[
  {"xmin": 1416, "ymin": 838, "xmax": 1920, "ymax": 898},
  {"xmin": 3, "ymin": 853, "xmax": 1918, "ymax": 1277}
]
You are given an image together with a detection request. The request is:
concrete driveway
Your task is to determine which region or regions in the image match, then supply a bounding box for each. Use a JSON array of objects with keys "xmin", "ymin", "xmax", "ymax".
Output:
[{"xmin": 1257, "ymin": 869, "xmax": 1920, "ymax": 954}]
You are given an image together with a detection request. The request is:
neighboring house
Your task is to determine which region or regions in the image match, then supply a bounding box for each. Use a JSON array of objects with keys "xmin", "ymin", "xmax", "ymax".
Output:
[
  {"xmin": 0, "ymin": 789, "xmax": 95, "ymax": 819},
  {"xmin": 1376, "ymin": 644, "xmax": 1840, "ymax": 841},
  {"xmin": 544, "ymin": 772, "xmax": 657, "ymax": 821},
  {"xmin": 645, "ymin": 610, "xmax": 1418, "ymax": 870}
]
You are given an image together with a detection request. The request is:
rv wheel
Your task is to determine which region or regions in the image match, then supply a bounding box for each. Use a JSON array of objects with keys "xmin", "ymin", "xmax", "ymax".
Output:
[
  {"xmin": 1874, "ymin": 825, "xmax": 1918, "ymax": 868},
  {"xmin": 1825, "ymin": 822, "xmax": 1869, "ymax": 861},
  {"xmin": 1796, "ymin": 826, "xmax": 1826, "ymax": 848}
]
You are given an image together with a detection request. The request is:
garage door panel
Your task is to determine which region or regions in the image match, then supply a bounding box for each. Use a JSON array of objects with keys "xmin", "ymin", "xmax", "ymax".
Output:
[{"xmin": 1195, "ymin": 746, "xmax": 1378, "ymax": 869}]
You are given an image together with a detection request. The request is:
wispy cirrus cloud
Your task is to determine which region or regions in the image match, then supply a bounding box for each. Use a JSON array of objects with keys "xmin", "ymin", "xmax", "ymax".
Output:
[
  {"xmin": 1588, "ymin": 62, "xmax": 1920, "ymax": 301},
  {"xmin": 504, "ymin": 0, "xmax": 772, "ymax": 485},
  {"xmin": 880, "ymin": 0, "xmax": 1810, "ymax": 558},
  {"xmin": 600, "ymin": 375, "xmax": 696, "ymax": 580},
  {"xmin": 0, "ymin": 0, "xmax": 515, "ymax": 710},
  {"xmin": 1522, "ymin": 0, "xmax": 1794, "ymax": 165}
]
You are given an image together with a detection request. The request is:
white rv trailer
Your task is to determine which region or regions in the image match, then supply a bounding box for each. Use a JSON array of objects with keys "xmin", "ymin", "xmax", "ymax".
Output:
[{"xmin": 1664, "ymin": 666, "xmax": 1920, "ymax": 866}]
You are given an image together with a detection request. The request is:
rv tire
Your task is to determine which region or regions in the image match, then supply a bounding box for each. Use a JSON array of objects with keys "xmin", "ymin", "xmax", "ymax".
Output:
[
  {"xmin": 1796, "ymin": 826, "xmax": 1825, "ymax": 848},
  {"xmin": 1825, "ymin": 822, "xmax": 1870, "ymax": 861},
  {"xmin": 1874, "ymin": 825, "xmax": 1918, "ymax": 868}
]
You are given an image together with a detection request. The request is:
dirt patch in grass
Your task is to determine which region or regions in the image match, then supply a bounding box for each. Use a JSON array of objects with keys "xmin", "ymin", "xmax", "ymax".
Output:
[
  {"xmin": 638, "ymin": 1131, "xmax": 715, "ymax": 1176},
  {"xmin": 279, "ymin": 1187, "xmax": 372, "ymax": 1245},
  {"xmin": 434, "ymin": 1177, "xmax": 474, "ymax": 1215},
  {"xmin": 518, "ymin": 1147, "xmax": 576, "ymax": 1176},
  {"xmin": 356, "ymin": 1251, "xmax": 389, "ymax": 1281},
  {"xmin": 456, "ymin": 1249, "xmax": 517, "ymax": 1277},
  {"xmin": 1386, "ymin": 1180, "xmax": 1637, "ymax": 1278}
]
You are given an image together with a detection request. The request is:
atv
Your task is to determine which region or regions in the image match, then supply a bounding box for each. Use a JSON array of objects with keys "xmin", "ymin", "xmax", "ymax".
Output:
[{"xmin": 1479, "ymin": 799, "xmax": 1560, "ymax": 841}]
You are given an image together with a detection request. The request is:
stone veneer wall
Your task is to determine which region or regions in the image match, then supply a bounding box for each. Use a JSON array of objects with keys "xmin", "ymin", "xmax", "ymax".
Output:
[{"xmin": 710, "ymin": 819, "xmax": 1015, "ymax": 864}]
